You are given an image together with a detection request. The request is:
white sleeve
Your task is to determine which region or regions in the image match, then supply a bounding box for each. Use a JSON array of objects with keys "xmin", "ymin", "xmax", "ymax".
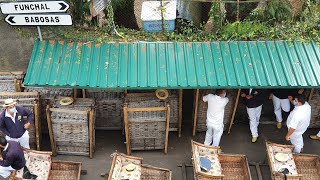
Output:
[
  {"xmin": 203, "ymin": 94, "xmax": 211, "ymax": 102},
  {"xmin": 288, "ymin": 113, "xmax": 299, "ymax": 129}
]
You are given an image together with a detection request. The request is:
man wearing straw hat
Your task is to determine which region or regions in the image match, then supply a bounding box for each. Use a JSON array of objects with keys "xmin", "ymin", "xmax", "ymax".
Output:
[
  {"xmin": 0, "ymin": 99, "xmax": 33, "ymax": 149},
  {"xmin": 203, "ymin": 89, "xmax": 229, "ymax": 147}
]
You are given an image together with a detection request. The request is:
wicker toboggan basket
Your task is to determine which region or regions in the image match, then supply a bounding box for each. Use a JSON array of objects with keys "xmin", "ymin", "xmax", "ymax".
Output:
[
  {"xmin": 107, "ymin": 152, "xmax": 171, "ymax": 180},
  {"xmin": 84, "ymin": 90, "xmax": 124, "ymax": 129},
  {"xmin": 266, "ymin": 141, "xmax": 320, "ymax": 180},
  {"xmin": 191, "ymin": 141, "xmax": 252, "ymax": 180},
  {"xmin": 46, "ymin": 97, "xmax": 95, "ymax": 158},
  {"xmin": 123, "ymin": 95, "xmax": 170, "ymax": 155}
]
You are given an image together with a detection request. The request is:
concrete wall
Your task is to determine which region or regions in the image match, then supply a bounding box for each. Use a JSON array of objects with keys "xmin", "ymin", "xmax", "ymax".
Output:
[{"xmin": 0, "ymin": 13, "xmax": 37, "ymax": 71}]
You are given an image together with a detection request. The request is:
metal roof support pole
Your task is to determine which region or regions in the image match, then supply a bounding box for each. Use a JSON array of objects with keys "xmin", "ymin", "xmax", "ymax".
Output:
[{"xmin": 37, "ymin": 26, "xmax": 43, "ymax": 41}]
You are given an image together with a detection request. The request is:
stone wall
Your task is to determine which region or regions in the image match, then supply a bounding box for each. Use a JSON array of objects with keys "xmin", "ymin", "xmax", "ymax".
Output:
[{"xmin": 0, "ymin": 13, "xmax": 37, "ymax": 72}]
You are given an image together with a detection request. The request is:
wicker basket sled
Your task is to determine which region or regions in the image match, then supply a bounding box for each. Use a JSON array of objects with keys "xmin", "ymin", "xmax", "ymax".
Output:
[
  {"xmin": 266, "ymin": 141, "xmax": 320, "ymax": 180},
  {"xmin": 123, "ymin": 94, "xmax": 171, "ymax": 155},
  {"xmin": 107, "ymin": 152, "xmax": 172, "ymax": 180},
  {"xmin": 11, "ymin": 149, "xmax": 81, "ymax": 180},
  {"xmin": 46, "ymin": 97, "xmax": 95, "ymax": 158},
  {"xmin": 84, "ymin": 89, "xmax": 124, "ymax": 130},
  {"xmin": 0, "ymin": 92, "xmax": 41, "ymax": 150},
  {"xmin": 191, "ymin": 140, "xmax": 252, "ymax": 180}
]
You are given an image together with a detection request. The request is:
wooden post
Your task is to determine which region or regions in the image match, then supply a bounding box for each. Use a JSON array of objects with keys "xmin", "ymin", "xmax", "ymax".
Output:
[
  {"xmin": 308, "ymin": 88, "xmax": 314, "ymax": 102},
  {"xmin": 34, "ymin": 100, "xmax": 40, "ymax": 150},
  {"xmin": 164, "ymin": 104, "xmax": 170, "ymax": 154},
  {"xmin": 89, "ymin": 109, "xmax": 94, "ymax": 159},
  {"xmin": 82, "ymin": 89, "xmax": 86, "ymax": 98},
  {"xmin": 73, "ymin": 89, "xmax": 77, "ymax": 99},
  {"xmin": 123, "ymin": 104, "xmax": 131, "ymax": 155},
  {"xmin": 46, "ymin": 105, "xmax": 56, "ymax": 156},
  {"xmin": 228, "ymin": 89, "xmax": 241, "ymax": 134},
  {"xmin": 192, "ymin": 89, "xmax": 199, "ymax": 136},
  {"xmin": 178, "ymin": 89, "xmax": 183, "ymax": 137}
]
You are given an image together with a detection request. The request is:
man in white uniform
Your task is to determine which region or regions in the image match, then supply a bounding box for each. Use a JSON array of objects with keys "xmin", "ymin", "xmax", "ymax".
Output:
[
  {"xmin": 203, "ymin": 89, "xmax": 229, "ymax": 147},
  {"xmin": 286, "ymin": 95, "xmax": 311, "ymax": 153},
  {"xmin": 270, "ymin": 89, "xmax": 291, "ymax": 129},
  {"xmin": 309, "ymin": 131, "xmax": 320, "ymax": 141}
]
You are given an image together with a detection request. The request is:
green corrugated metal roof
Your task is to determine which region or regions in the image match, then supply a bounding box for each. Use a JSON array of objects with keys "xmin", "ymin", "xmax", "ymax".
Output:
[{"xmin": 24, "ymin": 40, "xmax": 320, "ymax": 89}]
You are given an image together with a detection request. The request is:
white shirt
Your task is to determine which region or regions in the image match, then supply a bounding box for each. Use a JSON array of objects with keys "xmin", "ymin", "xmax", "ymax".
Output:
[
  {"xmin": 287, "ymin": 102, "xmax": 311, "ymax": 137},
  {"xmin": 5, "ymin": 109, "xmax": 17, "ymax": 123},
  {"xmin": 203, "ymin": 94, "xmax": 229, "ymax": 128}
]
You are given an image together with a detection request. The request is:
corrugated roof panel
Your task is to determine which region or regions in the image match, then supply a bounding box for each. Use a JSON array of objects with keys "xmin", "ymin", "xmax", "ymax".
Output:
[
  {"xmin": 174, "ymin": 43, "xmax": 187, "ymax": 87},
  {"xmin": 210, "ymin": 42, "xmax": 227, "ymax": 86},
  {"xmin": 284, "ymin": 42, "xmax": 308, "ymax": 86},
  {"xmin": 24, "ymin": 40, "xmax": 320, "ymax": 89},
  {"xmin": 220, "ymin": 42, "xmax": 237, "ymax": 86},
  {"xmin": 128, "ymin": 43, "xmax": 138, "ymax": 87},
  {"xmin": 166, "ymin": 43, "xmax": 178, "ymax": 87}
]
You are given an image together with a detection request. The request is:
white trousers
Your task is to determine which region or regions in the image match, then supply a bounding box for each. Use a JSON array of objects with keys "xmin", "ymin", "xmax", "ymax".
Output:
[
  {"xmin": 247, "ymin": 105, "xmax": 262, "ymax": 138},
  {"xmin": 0, "ymin": 165, "xmax": 14, "ymax": 178},
  {"xmin": 272, "ymin": 96, "xmax": 290, "ymax": 122},
  {"xmin": 290, "ymin": 135, "xmax": 303, "ymax": 153},
  {"xmin": 204, "ymin": 125, "xmax": 224, "ymax": 147},
  {"xmin": 6, "ymin": 130, "xmax": 30, "ymax": 149},
  {"xmin": 317, "ymin": 131, "xmax": 320, "ymax": 137}
]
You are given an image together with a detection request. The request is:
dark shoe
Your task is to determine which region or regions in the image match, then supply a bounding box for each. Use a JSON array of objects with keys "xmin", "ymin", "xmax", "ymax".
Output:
[{"xmin": 22, "ymin": 166, "xmax": 38, "ymax": 179}]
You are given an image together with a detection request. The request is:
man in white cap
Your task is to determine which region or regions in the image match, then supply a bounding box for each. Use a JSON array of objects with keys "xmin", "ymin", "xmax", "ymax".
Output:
[
  {"xmin": 203, "ymin": 89, "xmax": 229, "ymax": 147},
  {"xmin": 0, "ymin": 99, "xmax": 33, "ymax": 149},
  {"xmin": 285, "ymin": 95, "xmax": 311, "ymax": 153}
]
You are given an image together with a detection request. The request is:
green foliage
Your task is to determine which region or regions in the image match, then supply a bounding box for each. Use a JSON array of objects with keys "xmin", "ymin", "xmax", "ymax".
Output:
[
  {"xmin": 208, "ymin": 1, "xmax": 225, "ymax": 33},
  {"xmin": 66, "ymin": 0, "xmax": 91, "ymax": 26},
  {"xmin": 221, "ymin": 21, "xmax": 269, "ymax": 40},
  {"xmin": 266, "ymin": 0, "xmax": 292, "ymax": 22}
]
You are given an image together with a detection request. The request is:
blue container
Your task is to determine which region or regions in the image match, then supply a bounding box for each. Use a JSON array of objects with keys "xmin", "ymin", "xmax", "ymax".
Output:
[{"xmin": 143, "ymin": 20, "xmax": 175, "ymax": 32}]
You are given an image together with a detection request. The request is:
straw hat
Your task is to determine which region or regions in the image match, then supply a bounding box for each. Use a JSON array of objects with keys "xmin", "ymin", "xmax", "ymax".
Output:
[{"xmin": 3, "ymin": 99, "xmax": 17, "ymax": 108}]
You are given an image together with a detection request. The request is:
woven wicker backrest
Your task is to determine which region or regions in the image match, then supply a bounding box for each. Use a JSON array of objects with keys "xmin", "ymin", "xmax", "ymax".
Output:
[{"xmin": 191, "ymin": 140, "xmax": 223, "ymax": 179}]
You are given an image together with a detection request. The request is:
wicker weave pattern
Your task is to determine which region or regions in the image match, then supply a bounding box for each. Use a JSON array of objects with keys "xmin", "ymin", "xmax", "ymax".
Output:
[
  {"xmin": 0, "ymin": 72, "xmax": 24, "ymax": 92},
  {"xmin": 50, "ymin": 110, "xmax": 89, "ymax": 155},
  {"xmin": 294, "ymin": 154, "xmax": 320, "ymax": 180},
  {"xmin": 0, "ymin": 80, "xmax": 16, "ymax": 92},
  {"xmin": 126, "ymin": 92, "xmax": 179, "ymax": 130},
  {"xmin": 196, "ymin": 89, "xmax": 237, "ymax": 132},
  {"xmin": 141, "ymin": 165, "xmax": 172, "ymax": 180},
  {"xmin": 24, "ymin": 87, "xmax": 74, "ymax": 99},
  {"xmin": 23, "ymin": 87, "xmax": 74, "ymax": 134},
  {"xmin": 128, "ymin": 100, "xmax": 167, "ymax": 150},
  {"xmin": 168, "ymin": 94, "xmax": 178, "ymax": 129},
  {"xmin": 86, "ymin": 90, "xmax": 123, "ymax": 100},
  {"xmin": 85, "ymin": 90, "xmax": 124, "ymax": 129},
  {"xmin": 308, "ymin": 89, "xmax": 320, "ymax": 128},
  {"xmin": 49, "ymin": 161, "xmax": 82, "ymax": 180},
  {"xmin": 48, "ymin": 98, "xmax": 95, "ymax": 156},
  {"xmin": 219, "ymin": 155, "xmax": 252, "ymax": 180}
]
